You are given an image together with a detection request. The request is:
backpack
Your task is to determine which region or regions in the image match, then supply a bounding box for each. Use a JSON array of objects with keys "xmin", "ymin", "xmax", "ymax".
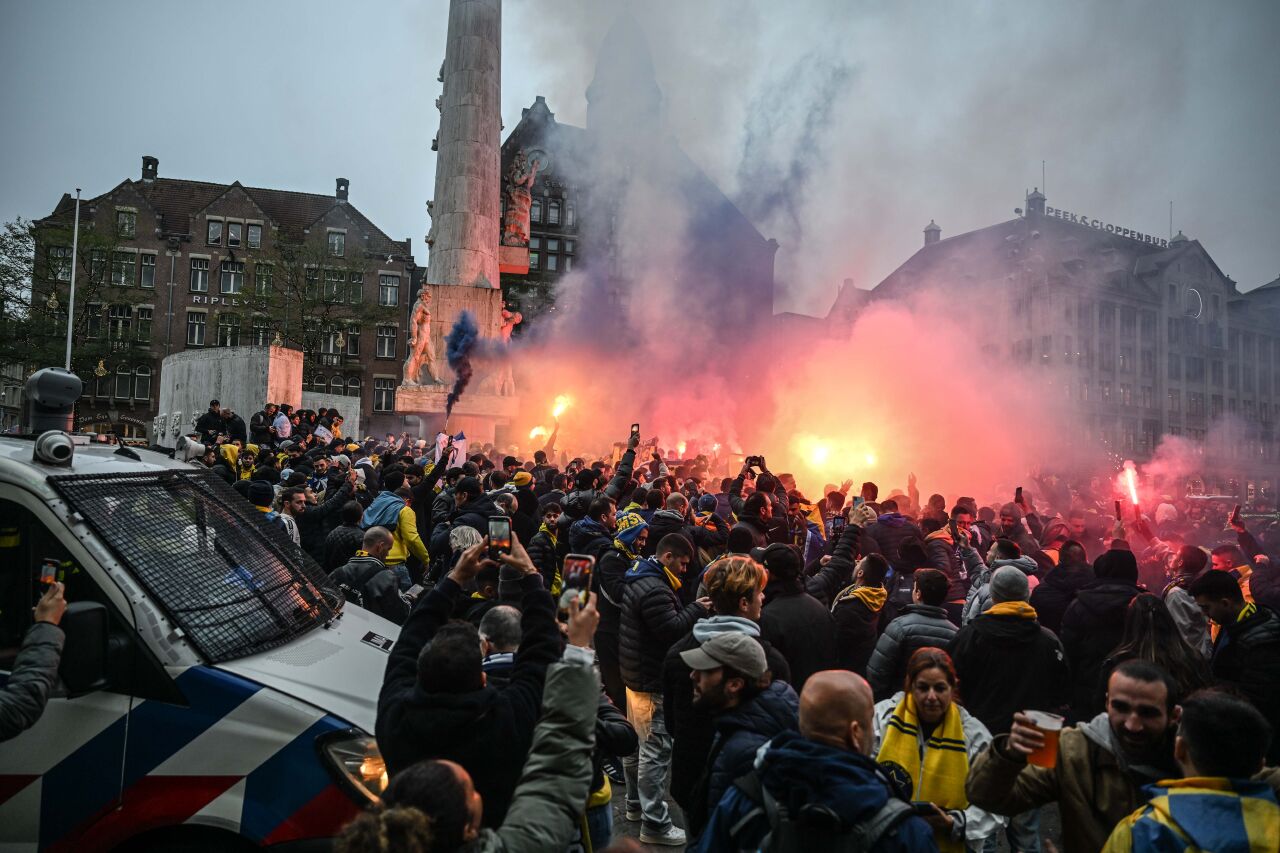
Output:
[{"xmin": 732, "ymin": 771, "xmax": 914, "ymax": 853}]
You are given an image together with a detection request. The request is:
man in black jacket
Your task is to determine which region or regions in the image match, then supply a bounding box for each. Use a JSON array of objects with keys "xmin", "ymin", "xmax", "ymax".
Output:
[
  {"xmin": 249, "ymin": 402, "xmax": 277, "ymax": 447},
  {"xmin": 1061, "ymin": 548, "xmax": 1142, "ymax": 720},
  {"xmin": 758, "ymin": 542, "xmax": 836, "ymax": 691},
  {"xmin": 296, "ymin": 471, "xmax": 355, "ymax": 564},
  {"xmin": 1191, "ymin": 569, "xmax": 1280, "ymax": 763},
  {"xmin": 330, "ymin": 527, "xmax": 408, "ymax": 624},
  {"xmin": 219, "ymin": 407, "xmax": 248, "ymax": 445},
  {"xmin": 375, "ymin": 537, "xmax": 558, "ymax": 827},
  {"xmin": 1029, "ymin": 539, "xmax": 1094, "ymax": 634},
  {"xmin": 194, "ymin": 399, "xmax": 223, "ymax": 446},
  {"xmin": 323, "ymin": 500, "xmax": 367, "ymax": 573},
  {"xmin": 831, "ymin": 553, "xmax": 897, "ymax": 675},
  {"xmin": 865, "ymin": 567, "xmax": 957, "ymax": 700},
  {"xmin": 619, "ymin": 533, "xmax": 710, "ymax": 847}
]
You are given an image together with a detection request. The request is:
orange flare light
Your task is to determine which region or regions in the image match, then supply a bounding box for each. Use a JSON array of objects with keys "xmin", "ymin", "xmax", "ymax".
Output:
[
  {"xmin": 529, "ymin": 426, "xmax": 549, "ymax": 441},
  {"xmin": 552, "ymin": 394, "xmax": 572, "ymax": 419},
  {"xmin": 1125, "ymin": 466, "xmax": 1139, "ymax": 505}
]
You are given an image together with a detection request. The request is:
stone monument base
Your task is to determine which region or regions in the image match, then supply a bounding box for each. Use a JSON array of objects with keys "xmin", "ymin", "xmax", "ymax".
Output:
[{"xmin": 397, "ymin": 384, "xmax": 518, "ymax": 445}]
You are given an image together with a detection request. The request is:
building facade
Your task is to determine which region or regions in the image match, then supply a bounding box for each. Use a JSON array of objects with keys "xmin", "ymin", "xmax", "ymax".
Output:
[
  {"xmin": 866, "ymin": 189, "xmax": 1280, "ymax": 498},
  {"xmin": 32, "ymin": 157, "xmax": 419, "ymax": 438}
]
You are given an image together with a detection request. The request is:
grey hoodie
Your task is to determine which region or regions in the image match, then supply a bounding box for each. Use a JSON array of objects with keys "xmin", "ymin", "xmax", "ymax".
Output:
[{"xmin": 961, "ymin": 554, "xmax": 1040, "ymax": 624}]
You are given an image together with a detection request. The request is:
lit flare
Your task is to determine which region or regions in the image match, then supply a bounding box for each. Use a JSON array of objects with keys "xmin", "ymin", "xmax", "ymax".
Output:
[{"xmin": 552, "ymin": 394, "xmax": 572, "ymax": 419}]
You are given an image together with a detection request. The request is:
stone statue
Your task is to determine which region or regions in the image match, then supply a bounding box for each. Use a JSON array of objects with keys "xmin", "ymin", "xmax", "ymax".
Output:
[
  {"xmin": 501, "ymin": 150, "xmax": 541, "ymax": 247},
  {"xmin": 495, "ymin": 303, "xmax": 522, "ymax": 396},
  {"xmin": 425, "ymin": 200, "xmax": 436, "ymax": 249},
  {"xmin": 403, "ymin": 287, "xmax": 440, "ymax": 386}
]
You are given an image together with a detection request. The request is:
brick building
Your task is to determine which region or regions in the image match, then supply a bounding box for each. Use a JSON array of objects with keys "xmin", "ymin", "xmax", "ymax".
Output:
[
  {"xmin": 865, "ymin": 189, "xmax": 1280, "ymax": 499},
  {"xmin": 32, "ymin": 157, "xmax": 418, "ymax": 438}
]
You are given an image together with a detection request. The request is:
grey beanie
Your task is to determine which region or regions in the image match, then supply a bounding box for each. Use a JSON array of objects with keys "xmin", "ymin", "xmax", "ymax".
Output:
[{"xmin": 989, "ymin": 565, "xmax": 1030, "ymax": 603}]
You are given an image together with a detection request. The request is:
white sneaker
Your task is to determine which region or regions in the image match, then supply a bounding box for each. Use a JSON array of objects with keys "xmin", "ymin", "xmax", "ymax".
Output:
[
  {"xmin": 639, "ymin": 825, "xmax": 686, "ymax": 846},
  {"xmin": 624, "ymin": 806, "xmax": 642, "ymax": 822}
]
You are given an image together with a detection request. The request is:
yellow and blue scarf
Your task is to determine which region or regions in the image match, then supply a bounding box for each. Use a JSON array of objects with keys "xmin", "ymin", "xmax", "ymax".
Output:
[
  {"xmin": 876, "ymin": 692, "xmax": 969, "ymax": 852},
  {"xmin": 613, "ymin": 512, "xmax": 649, "ymax": 562}
]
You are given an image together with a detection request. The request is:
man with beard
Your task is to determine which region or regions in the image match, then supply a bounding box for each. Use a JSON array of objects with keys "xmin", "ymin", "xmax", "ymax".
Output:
[
  {"xmin": 681, "ymin": 632, "xmax": 798, "ymax": 843},
  {"xmin": 967, "ymin": 660, "xmax": 1183, "ymax": 853}
]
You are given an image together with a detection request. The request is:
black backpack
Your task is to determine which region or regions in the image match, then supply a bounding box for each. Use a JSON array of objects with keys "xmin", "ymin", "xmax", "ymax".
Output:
[{"xmin": 732, "ymin": 771, "xmax": 915, "ymax": 853}]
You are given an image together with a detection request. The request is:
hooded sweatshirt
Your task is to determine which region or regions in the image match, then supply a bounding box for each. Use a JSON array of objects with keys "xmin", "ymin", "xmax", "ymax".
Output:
[
  {"xmin": 1101, "ymin": 777, "xmax": 1280, "ymax": 853},
  {"xmin": 962, "ymin": 555, "xmax": 1041, "ymax": 624}
]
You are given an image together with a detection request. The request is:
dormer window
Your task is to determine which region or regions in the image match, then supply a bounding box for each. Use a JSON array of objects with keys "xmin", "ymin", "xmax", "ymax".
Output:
[
  {"xmin": 207, "ymin": 220, "xmax": 222, "ymax": 245},
  {"xmin": 328, "ymin": 231, "xmax": 345, "ymax": 257}
]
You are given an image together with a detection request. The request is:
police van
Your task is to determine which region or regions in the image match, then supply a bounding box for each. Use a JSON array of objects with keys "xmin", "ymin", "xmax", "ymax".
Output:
[{"xmin": 0, "ymin": 425, "xmax": 399, "ymax": 851}]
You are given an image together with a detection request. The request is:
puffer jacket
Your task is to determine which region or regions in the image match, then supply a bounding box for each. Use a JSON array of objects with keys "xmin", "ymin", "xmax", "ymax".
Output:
[
  {"xmin": 759, "ymin": 581, "xmax": 837, "ymax": 691},
  {"xmin": 0, "ymin": 622, "xmax": 65, "ymax": 741},
  {"xmin": 862, "ymin": 513, "xmax": 925, "ymax": 570},
  {"xmin": 619, "ymin": 558, "xmax": 707, "ymax": 692},
  {"xmin": 690, "ymin": 680, "xmax": 800, "ymax": 837},
  {"xmin": 1030, "ymin": 561, "xmax": 1094, "ymax": 635},
  {"xmin": 329, "ymin": 553, "xmax": 409, "ymax": 625},
  {"xmin": 961, "ymin": 555, "xmax": 1040, "ymax": 624},
  {"xmin": 1060, "ymin": 579, "xmax": 1141, "ymax": 719},
  {"xmin": 526, "ymin": 526, "xmax": 560, "ymax": 594},
  {"xmin": 865, "ymin": 603, "xmax": 958, "ymax": 700},
  {"xmin": 569, "ymin": 519, "xmax": 624, "ymax": 634},
  {"xmin": 925, "ymin": 526, "xmax": 969, "ymax": 601},
  {"xmin": 1209, "ymin": 604, "xmax": 1280, "ymax": 764}
]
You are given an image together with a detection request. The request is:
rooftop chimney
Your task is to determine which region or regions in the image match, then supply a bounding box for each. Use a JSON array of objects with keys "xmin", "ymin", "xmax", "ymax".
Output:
[
  {"xmin": 924, "ymin": 219, "xmax": 941, "ymax": 246},
  {"xmin": 141, "ymin": 155, "xmax": 158, "ymax": 183},
  {"xmin": 336, "ymin": 178, "xmax": 349, "ymax": 202},
  {"xmin": 1026, "ymin": 187, "xmax": 1046, "ymax": 217}
]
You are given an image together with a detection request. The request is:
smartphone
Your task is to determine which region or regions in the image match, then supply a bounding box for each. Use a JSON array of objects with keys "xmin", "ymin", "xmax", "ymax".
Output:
[
  {"xmin": 630, "ymin": 423, "xmax": 641, "ymax": 441},
  {"xmin": 910, "ymin": 802, "xmax": 937, "ymax": 816},
  {"xmin": 1231, "ymin": 504, "xmax": 1242, "ymax": 525},
  {"xmin": 404, "ymin": 583, "xmax": 426, "ymax": 604},
  {"xmin": 1114, "ymin": 500, "xmax": 1123, "ymax": 519},
  {"xmin": 853, "ymin": 495, "xmax": 865, "ymax": 508},
  {"xmin": 562, "ymin": 552, "xmax": 595, "ymax": 603},
  {"xmin": 1015, "ymin": 486, "xmax": 1023, "ymax": 503},
  {"xmin": 830, "ymin": 516, "xmax": 848, "ymax": 537},
  {"xmin": 488, "ymin": 517, "xmax": 512, "ymax": 560}
]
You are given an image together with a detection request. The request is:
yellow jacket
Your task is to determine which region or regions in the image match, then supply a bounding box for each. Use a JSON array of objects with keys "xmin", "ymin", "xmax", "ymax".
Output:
[{"xmin": 387, "ymin": 504, "xmax": 428, "ymax": 566}]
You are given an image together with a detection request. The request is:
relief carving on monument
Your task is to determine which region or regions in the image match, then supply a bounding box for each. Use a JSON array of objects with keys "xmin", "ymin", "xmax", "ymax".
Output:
[
  {"xmin": 403, "ymin": 286, "xmax": 441, "ymax": 386},
  {"xmin": 501, "ymin": 150, "xmax": 541, "ymax": 247}
]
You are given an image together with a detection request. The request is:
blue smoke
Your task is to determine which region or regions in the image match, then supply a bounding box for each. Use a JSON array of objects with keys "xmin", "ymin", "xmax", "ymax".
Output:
[{"xmin": 445, "ymin": 310, "xmax": 479, "ymax": 416}]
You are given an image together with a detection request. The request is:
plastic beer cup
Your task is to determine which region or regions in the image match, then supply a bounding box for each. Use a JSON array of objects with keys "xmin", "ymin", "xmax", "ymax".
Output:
[{"xmin": 1024, "ymin": 710, "xmax": 1064, "ymax": 768}]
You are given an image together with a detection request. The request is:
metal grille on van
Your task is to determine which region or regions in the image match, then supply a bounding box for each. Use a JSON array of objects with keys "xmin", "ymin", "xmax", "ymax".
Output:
[{"xmin": 47, "ymin": 469, "xmax": 342, "ymax": 663}]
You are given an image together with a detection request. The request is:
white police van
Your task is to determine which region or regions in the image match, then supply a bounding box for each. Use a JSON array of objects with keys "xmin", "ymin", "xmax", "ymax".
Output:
[{"xmin": 0, "ymin": 425, "xmax": 398, "ymax": 851}]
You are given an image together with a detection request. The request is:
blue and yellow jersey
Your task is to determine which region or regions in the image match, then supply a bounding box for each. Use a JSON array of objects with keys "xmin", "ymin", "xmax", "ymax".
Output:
[{"xmin": 1102, "ymin": 777, "xmax": 1279, "ymax": 853}]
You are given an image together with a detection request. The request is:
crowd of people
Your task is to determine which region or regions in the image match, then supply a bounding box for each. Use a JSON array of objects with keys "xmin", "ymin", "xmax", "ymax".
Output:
[{"xmin": 187, "ymin": 399, "xmax": 1280, "ymax": 852}]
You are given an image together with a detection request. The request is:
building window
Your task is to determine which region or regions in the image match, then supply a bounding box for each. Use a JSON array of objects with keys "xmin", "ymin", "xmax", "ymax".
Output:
[
  {"xmin": 217, "ymin": 314, "xmax": 240, "ymax": 347},
  {"xmin": 187, "ymin": 311, "xmax": 206, "ymax": 346},
  {"xmin": 49, "ymin": 245, "xmax": 72, "ymax": 281},
  {"xmin": 111, "ymin": 252, "xmax": 134, "ymax": 287},
  {"xmin": 108, "ymin": 304, "xmax": 132, "ymax": 341},
  {"xmin": 190, "ymin": 258, "xmax": 209, "ymax": 292},
  {"xmin": 564, "ymin": 240, "xmax": 574, "ymax": 254},
  {"xmin": 116, "ymin": 210, "xmax": 136, "ymax": 238},
  {"xmin": 320, "ymin": 325, "xmax": 342, "ymax": 356},
  {"xmin": 310, "ymin": 374, "xmax": 326, "ymax": 393},
  {"xmin": 347, "ymin": 375, "xmax": 361, "ymax": 398},
  {"xmin": 220, "ymin": 260, "xmax": 245, "ymax": 294},
  {"xmin": 89, "ymin": 249, "xmax": 107, "ymax": 282},
  {"xmin": 564, "ymin": 256, "xmax": 573, "ymax": 272},
  {"xmin": 1140, "ymin": 348, "xmax": 1154, "ymax": 378},
  {"xmin": 207, "ymin": 220, "xmax": 222, "ymax": 245},
  {"xmin": 134, "ymin": 366, "xmax": 151, "ymax": 400},
  {"xmin": 346, "ymin": 325, "xmax": 360, "ymax": 356},
  {"xmin": 545, "ymin": 253, "xmax": 557, "ymax": 271},
  {"xmin": 254, "ymin": 263, "xmax": 272, "ymax": 296},
  {"xmin": 329, "ymin": 375, "xmax": 344, "ymax": 396},
  {"xmin": 348, "ymin": 272, "xmax": 363, "ymax": 304},
  {"xmin": 227, "ymin": 222, "xmax": 242, "ymax": 248},
  {"xmin": 1168, "ymin": 389, "xmax": 1181, "ymax": 412},
  {"xmin": 1168, "ymin": 352, "xmax": 1181, "ymax": 380},
  {"xmin": 305, "ymin": 267, "xmax": 319, "ymax": 299},
  {"xmin": 86, "ymin": 303, "xmax": 102, "ymax": 338},
  {"xmin": 529, "ymin": 251, "xmax": 539, "ymax": 270},
  {"xmin": 379, "ymin": 274, "xmax": 400, "ymax": 307},
  {"xmin": 328, "ymin": 231, "xmax": 345, "ymax": 257},
  {"xmin": 247, "ymin": 224, "xmax": 262, "ymax": 249},
  {"xmin": 376, "ymin": 325, "xmax": 397, "ymax": 359},
  {"xmin": 139, "ymin": 253, "xmax": 155, "ymax": 288},
  {"xmin": 136, "ymin": 307, "xmax": 153, "ymax": 342},
  {"xmin": 374, "ymin": 378, "xmax": 395, "ymax": 412},
  {"xmin": 324, "ymin": 268, "xmax": 344, "ymax": 302},
  {"xmin": 114, "ymin": 365, "xmax": 132, "ymax": 399},
  {"xmin": 565, "ymin": 203, "xmax": 575, "ymax": 228},
  {"xmin": 252, "ymin": 315, "xmax": 270, "ymax": 345},
  {"xmin": 1140, "ymin": 386, "xmax": 1154, "ymax": 409},
  {"xmin": 1119, "ymin": 345, "xmax": 1133, "ymax": 373},
  {"xmin": 531, "ymin": 198, "xmax": 543, "ymax": 223},
  {"xmin": 547, "ymin": 200, "xmax": 561, "ymax": 225}
]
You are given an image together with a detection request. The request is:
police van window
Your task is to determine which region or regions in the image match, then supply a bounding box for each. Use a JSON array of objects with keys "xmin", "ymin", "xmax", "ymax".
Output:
[{"xmin": 0, "ymin": 499, "xmax": 180, "ymax": 702}]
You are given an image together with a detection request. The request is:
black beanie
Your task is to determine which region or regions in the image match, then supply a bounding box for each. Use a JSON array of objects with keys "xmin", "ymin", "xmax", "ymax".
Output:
[
  {"xmin": 575, "ymin": 469, "xmax": 598, "ymax": 490},
  {"xmin": 248, "ymin": 481, "xmax": 274, "ymax": 508},
  {"xmin": 1094, "ymin": 548, "xmax": 1139, "ymax": 584}
]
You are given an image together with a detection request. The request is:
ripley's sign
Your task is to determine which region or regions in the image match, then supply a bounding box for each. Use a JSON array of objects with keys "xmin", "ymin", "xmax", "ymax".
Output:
[{"xmin": 1044, "ymin": 206, "xmax": 1169, "ymax": 248}]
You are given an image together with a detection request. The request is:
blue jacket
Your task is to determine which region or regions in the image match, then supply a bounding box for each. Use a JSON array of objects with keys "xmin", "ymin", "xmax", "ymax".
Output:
[
  {"xmin": 693, "ymin": 729, "xmax": 938, "ymax": 852},
  {"xmin": 1102, "ymin": 777, "xmax": 1280, "ymax": 852},
  {"xmin": 361, "ymin": 490, "xmax": 405, "ymax": 530}
]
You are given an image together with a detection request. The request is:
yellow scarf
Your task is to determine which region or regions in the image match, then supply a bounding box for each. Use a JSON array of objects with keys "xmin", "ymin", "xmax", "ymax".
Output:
[
  {"xmin": 985, "ymin": 600, "xmax": 1038, "ymax": 620},
  {"xmin": 876, "ymin": 692, "xmax": 969, "ymax": 853},
  {"xmin": 538, "ymin": 522, "xmax": 563, "ymax": 596},
  {"xmin": 833, "ymin": 584, "xmax": 887, "ymax": 612},
  {"xmin": 662, "ymin": 565, "xmax": 683, "ymax": 591}
]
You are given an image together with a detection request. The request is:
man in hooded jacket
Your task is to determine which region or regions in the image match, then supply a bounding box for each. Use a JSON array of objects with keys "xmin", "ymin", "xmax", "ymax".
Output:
[
  {"xmin": 1060, "ymin": 549, "xmax": 1143, "ymax": 720},
  {"xmin": 1030, "ymin": 540, "xmax": 1095, "ymax": 635}
]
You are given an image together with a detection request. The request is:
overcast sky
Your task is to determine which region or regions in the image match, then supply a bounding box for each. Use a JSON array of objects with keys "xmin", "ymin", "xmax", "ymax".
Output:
[{"xmin": 4, "ymin": 0, "xmax": 1278, "ymax": 314}]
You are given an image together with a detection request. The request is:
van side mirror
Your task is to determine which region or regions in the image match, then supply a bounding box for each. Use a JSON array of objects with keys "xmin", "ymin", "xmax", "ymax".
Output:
[{"xmin": 59, "ymin": 601, "xmax": 109, "ymax": 697}]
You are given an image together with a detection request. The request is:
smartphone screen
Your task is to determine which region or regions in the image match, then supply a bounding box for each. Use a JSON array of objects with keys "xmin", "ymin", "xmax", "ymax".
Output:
[
  {"xmin": 39, "ymin": 559, "xmax": 57, "ymax": 586},
  {"xmin": 488, "ymin": 517, "xmax": 512, "ymax": 559},
  {"xmin": 630, "ymin": 423, "xmax": 641, "ymax": 440},
  {"xmin": 562, "ymin": 553, "xmax": 595, "ymax": 607},
  {"xmin": 404, "ymin": 584, "xmax": 425, "ymax": 602},
  {"xmin": 1015, "ymin": 486, "xmax": 1023, "ymax": 502},
  {"xmin": 853, "ymin": 496, "xmax": 865, "ymax": 508}
]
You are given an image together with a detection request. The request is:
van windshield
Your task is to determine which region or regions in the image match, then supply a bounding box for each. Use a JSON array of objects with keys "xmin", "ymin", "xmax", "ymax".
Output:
[{"xmin": 48, "ymin": 469, "xmax": 341, "ymax": 663}]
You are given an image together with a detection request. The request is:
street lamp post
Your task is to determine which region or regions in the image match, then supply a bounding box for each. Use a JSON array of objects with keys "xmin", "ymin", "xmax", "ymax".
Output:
[{"xmin": 63, "ymin": 188, "xmax": 82, "ymax": 370}]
